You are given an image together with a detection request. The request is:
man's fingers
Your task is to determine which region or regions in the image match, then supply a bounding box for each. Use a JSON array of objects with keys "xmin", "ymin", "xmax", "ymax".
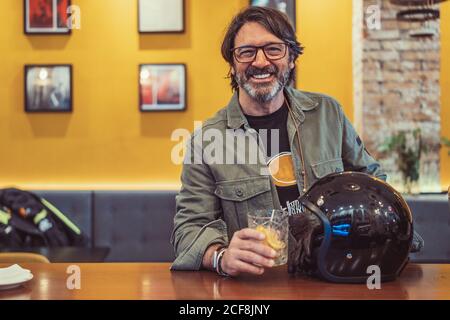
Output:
[
  {"xmin": 232, "ymin": 260, "xmax": 265, "ymax": 275},
  {"xmin": 237, "ymin": 250, "xmax": 275, "ymax": 268},
  {"xmin": 236, "ymin": 228, "xmax": 265, "ymax": 241},
  {"xmin": 225, "ymin": 229, "xmax": 280, "ymax": 276},
  {"xmin": 237, "ymin": 239, "xmax": 277, "ymax": 259}
]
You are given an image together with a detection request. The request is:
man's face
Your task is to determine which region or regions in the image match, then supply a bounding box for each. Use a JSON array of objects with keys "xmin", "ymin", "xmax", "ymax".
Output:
[{"xmin": 231, "ymin": 22, "xmax": 294, "ymax": 103}]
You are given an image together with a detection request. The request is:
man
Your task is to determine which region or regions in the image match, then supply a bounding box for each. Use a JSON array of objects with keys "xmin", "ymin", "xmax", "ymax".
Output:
[{"xmin": 170, "ymin": 6, "xmax": 386, "ymax": 277}]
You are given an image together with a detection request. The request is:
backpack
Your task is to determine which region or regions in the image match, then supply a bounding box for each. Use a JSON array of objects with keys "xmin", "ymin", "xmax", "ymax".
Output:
[{"xmin": 0, "ymin": 188, "xmax": 88, "ymax": 247}]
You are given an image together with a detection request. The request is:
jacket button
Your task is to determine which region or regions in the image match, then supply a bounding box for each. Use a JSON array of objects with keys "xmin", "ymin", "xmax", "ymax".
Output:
[{"xmin": 235, "ymin": 188, "xmax": 244, "ymax": 197}]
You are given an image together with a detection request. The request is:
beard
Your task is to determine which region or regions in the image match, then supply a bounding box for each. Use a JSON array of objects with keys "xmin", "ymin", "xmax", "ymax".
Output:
[{"xmin": 235, "ymin": 64, "xmax": 291, "ymax": 103}]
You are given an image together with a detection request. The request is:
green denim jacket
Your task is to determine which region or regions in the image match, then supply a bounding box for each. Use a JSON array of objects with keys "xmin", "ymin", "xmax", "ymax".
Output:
[{"xmin": 170, "ymin": 87, "xmax": 386, "ymax": 270}]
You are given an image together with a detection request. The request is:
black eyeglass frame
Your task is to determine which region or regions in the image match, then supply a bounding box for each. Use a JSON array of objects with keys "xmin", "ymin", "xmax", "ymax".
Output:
[{"xmin": 230, "ymin": 42, "xmax": 289, "ymax": 63}]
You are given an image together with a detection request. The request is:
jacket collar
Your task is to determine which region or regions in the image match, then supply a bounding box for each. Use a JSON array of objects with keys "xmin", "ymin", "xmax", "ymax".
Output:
[{"xmin": 226, "ymin": 86, "xmax": 319, "ymax": 129}]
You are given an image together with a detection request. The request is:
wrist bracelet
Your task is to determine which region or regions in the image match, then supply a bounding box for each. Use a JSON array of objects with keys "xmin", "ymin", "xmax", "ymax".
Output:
[
  {"xmin": 214, "ymin": 247, "xmax": 230, "ymax": 277},
  {"xmin": 212, "ymin": 246, "xmax": 225, "ymax": 270}
]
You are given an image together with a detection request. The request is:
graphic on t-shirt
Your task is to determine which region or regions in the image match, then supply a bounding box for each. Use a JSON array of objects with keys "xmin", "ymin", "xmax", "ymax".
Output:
[
  {"xmin": 267, "ymin": 152, "xmax": 297, "ymax": 187},
  {"xmin": 285, "ymin": 199, "xmax": 305, "ymax": 216}
]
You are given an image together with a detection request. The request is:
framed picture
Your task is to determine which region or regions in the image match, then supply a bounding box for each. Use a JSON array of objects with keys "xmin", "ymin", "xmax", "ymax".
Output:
[
  {"xmin": 25, "ymin": 64, "xmax": 73, "ymax": 112},
  {"xmin": 138, "ymin": 0, "xmax": 185, "ymax": 33},
  {"xmin": 139, "ymin": 64, "xmax": 186, "ymax": 112},
  {"xmin": 24, "ymin": 0, "xmax": 71, "ymax": 34},
  {"xmin": 250, "ymin": 0, "xmax": 296, "ymax": 30}
]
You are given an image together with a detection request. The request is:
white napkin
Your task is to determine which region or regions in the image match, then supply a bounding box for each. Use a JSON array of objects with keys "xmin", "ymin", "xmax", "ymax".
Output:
[{"xmin": 0, "ymin": 264, "xmax": 33, "ymax": 286}]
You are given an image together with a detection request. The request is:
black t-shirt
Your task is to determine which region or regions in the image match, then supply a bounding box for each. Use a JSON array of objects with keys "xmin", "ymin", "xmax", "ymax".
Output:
[{"xmin": 245, "ymin": 103, "xmax": 303, "ymax": 215}]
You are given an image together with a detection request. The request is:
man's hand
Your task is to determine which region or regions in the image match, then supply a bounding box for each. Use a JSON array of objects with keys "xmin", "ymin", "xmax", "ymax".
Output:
[{"xmin": 221, "ymin": 228, "xmax": 278, "ymax": 277}]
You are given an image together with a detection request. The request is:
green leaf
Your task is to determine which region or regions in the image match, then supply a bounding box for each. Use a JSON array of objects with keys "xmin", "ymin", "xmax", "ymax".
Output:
[{"xmin": 442, "ymin": 136, "xmax": 450, "ymax": 148}]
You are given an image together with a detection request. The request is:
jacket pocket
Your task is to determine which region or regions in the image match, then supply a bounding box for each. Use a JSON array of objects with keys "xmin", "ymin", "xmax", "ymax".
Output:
[
  {"xmin": 214, "ymin": 176, "xmax": 273, "ymax": 230},
  {"xmin": 311, "ymin": 158, "xmax": 344, "ymax": 179}
]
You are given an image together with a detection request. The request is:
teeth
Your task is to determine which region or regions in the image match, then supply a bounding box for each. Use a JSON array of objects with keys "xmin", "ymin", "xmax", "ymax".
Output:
[{"xmin": 253, "ymin": 73, "xmax": 271, "ymax": 79}]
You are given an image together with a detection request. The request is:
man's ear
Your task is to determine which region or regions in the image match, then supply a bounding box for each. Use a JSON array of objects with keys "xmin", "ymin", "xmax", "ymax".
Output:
[
  {"xmin": 289, "ymin": 61, "xmax": 295, "ymax": 70},
  {"xmin": 230, "ymin": 66, "xmax": 235, "ymax": 75}
]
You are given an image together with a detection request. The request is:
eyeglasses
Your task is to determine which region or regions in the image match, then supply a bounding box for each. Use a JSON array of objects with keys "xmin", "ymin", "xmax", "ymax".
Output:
[{"xmin": 231, "ymin": 43, "xmax": 288, "ymax": 63}]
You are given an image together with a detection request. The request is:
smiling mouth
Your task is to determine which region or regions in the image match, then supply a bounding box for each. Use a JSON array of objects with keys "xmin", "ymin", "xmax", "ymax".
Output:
[
  {"xmin": 250, "ymin": 73, "xmax": 275, "ymax": 81},
  {"xmin": 252, "ymin": 73, "xmax": 271, "ymax": 79}
]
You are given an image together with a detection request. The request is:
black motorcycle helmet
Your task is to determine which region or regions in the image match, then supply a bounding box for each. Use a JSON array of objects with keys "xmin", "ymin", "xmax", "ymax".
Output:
[{"xmin": 296, "ymin": 171, "xmax": 413, "ymax": 283}]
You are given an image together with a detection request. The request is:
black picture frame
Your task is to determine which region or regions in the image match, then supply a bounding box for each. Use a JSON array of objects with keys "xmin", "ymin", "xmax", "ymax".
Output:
[
  {"xmin": 139, "ymin": 64, "xmax": 187, "ymax": 112},
  {"xmin": 24, "ymin": 0, "xmax": 72, "ymax": 35},
  {"xmin": 249, "ymin": 0, "xmax": 296, "ymax": 30},
  {"xmin": 138, "ymin": 0, "xmax": 185, "ymax": 34},
  {"xmin": 24, "ymin": 64, "xmax": 73, "ymax": 113}
]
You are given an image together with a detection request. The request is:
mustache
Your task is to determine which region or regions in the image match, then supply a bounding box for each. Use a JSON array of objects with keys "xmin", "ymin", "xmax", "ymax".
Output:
[{"xmin": 245, "ymin": 65, "xmax": 278, "ymax": 78}]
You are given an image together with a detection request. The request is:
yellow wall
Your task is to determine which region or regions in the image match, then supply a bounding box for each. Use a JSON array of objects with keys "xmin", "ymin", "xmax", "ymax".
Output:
[
  {"xmin": 441, "ymin": 2, "xmax": 450, "ymax": 190},
  {"xmin": 0, "ymin": 0, "xmax": 444, "ymax": 190},
  {"xmin": 0, "ymin": 0, "xmax": 244, "ymax": 190},
  {"xmin": 297, "ymin": 0, "xmax": 354, "ymax": 120}
]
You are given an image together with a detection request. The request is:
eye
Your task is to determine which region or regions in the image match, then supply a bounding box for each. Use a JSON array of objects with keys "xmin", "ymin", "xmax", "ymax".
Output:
[
  {"xmin": 237, "ymin": 48, "xmax": 256, "ymax": 58},
  {"xmin": 266, "ymin": 46, "xmax": 282, "ymax": 52},
  {"xmin": 265, "ymin": 45, "xmax": 283, "ymax": 55}
]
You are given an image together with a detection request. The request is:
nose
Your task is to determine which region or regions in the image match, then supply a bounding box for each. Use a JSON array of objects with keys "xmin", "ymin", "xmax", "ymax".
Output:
[{"xmin": 252, "ymin": 48, "xmax": 271, "ymax": 68}]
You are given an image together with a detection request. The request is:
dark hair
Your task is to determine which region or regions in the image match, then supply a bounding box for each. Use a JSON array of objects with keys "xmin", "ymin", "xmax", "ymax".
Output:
[{"xmin": 221, "ymin": 6, "xmax": 304, "ymax": 91}]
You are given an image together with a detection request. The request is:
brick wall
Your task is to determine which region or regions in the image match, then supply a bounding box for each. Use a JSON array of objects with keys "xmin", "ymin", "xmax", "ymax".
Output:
[{"xmin": 359, "ymin": 0, "xmax": 441, "ymax": 192}]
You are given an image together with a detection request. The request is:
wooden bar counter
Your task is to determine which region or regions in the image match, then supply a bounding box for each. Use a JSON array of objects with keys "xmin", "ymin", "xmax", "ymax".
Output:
[{"xmin": 0, "ymin": 263, "xmax": 449, "ymax": 300}]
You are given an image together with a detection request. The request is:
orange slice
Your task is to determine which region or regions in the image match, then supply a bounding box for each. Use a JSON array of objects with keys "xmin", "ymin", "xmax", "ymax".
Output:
[{"xmin": 256, "ymin": 225, "xmax": 286, "ymax": 251}]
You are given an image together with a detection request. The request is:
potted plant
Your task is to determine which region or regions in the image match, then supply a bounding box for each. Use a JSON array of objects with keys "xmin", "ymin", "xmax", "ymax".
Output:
[{"xmin": 379, "ymin": 128, "xmax": 423, "ymax": 194}]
